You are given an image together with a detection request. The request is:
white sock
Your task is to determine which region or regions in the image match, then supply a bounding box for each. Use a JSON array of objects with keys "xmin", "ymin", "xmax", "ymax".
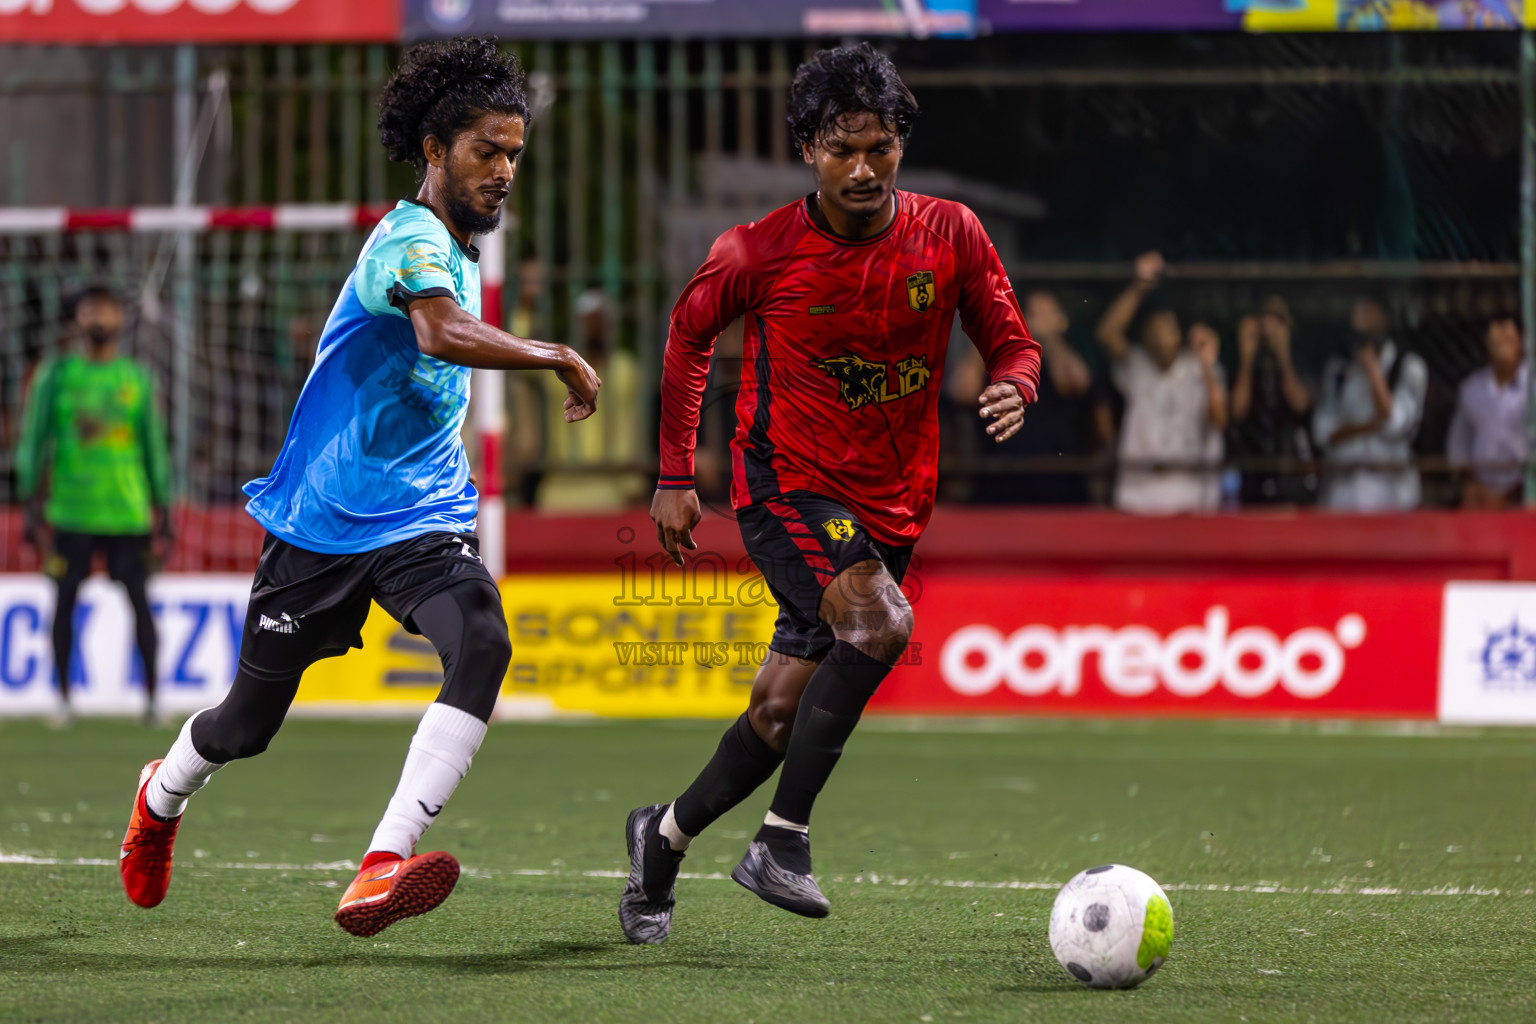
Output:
[
  {"xmin": 659, "ymin": 803, "xmax": 693, "ymax": 851},
  {"xmin": 764, "ymin": 810, "xmax": 809, "ymax": 834},
  {"xmin": 365, "ymin": 703, "xmax": 488, "ymax": 860},
  {"xmin": 146, "ymin": 711, "xmax": 224, "ymax": 820}
]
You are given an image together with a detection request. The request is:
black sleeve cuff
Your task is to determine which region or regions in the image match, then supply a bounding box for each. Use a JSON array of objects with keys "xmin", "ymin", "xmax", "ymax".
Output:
[
  {"xmin": 387, "ymin": 282, "xmax": 457, "ymax": 315},
  {"xmin": 657, "ymin": 474, "xmax": 695, "ymax": 490}
]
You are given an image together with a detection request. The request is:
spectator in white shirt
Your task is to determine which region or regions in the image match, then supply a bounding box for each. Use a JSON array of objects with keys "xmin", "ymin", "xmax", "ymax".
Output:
[
  {"xmin": 1447, "ymin": 315, "xmax": 1527, "ymax": 509},
  {"xmin": 1312, "ymin": 294, "xmax": 1428, "ymax": 512},
  {"xmin": 1095, "ymin": 251, "xmax": 1228, "ymax": 514}
]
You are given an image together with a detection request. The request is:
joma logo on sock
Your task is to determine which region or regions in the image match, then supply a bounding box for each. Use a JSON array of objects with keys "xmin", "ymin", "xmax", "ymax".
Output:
[{"xmin": 259, "ymin": 613, "xmax": 302, "ymax": 634}]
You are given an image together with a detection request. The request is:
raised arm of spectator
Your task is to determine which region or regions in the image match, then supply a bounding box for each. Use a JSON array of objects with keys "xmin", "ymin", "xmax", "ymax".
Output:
[
  {"xmin": 1265, "ymin": 314, "xmax": 1311, "ymax": 416},
  {"xmin": 1373, "ymin": 350, "xmax": 1428, "ymax": 443},
  {"xmin": 1231, "ymin": 315, "xmax": 1260, "ymax": 422},
  {"xmin": 945, "ymin": 341, "xmax": 987, "ymax": 406},
  {"xmin": 1189, "ymin": 323, "xmax": 1228, "ymax": 431},
  {"xmin": 1096, "ymin": 251, "xmax": 1163, "ymax": 363},
  {"xmin": 1041, "ymin": 334, "xmax": 1092, "ymax": 398}
]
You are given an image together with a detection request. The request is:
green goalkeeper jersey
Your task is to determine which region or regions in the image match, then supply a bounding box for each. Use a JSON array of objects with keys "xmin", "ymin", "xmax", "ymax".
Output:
[{"xmin": 16, "ymin": 354, "xmax": 171, "ymax": 535}]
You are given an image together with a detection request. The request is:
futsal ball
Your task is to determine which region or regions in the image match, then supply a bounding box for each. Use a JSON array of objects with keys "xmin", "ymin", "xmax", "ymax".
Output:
[{"xmin": 1048, "ymin": 864, "xmax": 1173, "ymax": 989}]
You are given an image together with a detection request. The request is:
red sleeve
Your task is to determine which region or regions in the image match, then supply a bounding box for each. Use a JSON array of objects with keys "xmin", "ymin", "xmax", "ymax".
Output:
[
  {"xmin": 657, "ymin": 226, "xmax": 755, "ymax": 487},
  {"xmin": 955, "ymin": 206, "xmax": 1041, "ymax": 404}
]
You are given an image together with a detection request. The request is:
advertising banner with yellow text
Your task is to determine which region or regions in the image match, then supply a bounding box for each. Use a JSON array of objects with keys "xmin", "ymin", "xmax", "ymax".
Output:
[{"xmin": 295, "ymin": 571, "xmax": 785, "ymax": 719}]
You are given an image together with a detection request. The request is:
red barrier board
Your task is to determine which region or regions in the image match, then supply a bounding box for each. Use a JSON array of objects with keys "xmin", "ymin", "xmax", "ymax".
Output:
[
  {"xmin": 0, "ymin": 0, "xmax": 398, "ymax": 44},
  {"xmin": 874, "ymin": 577, "xmax": 1444, "ymax": 718}
]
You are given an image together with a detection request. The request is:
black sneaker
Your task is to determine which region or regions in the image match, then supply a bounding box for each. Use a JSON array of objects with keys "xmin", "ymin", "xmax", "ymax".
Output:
[
  {"xmin": 619, "ymin": 803, "xmax": 686, "ymax": 945},
  {"xmin": 731, "ymin": 824, "xmax": 829, "ymax": 919}
]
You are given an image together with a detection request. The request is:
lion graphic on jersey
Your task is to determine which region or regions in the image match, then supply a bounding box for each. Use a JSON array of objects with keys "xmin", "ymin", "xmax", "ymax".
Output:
[{"xmin": 813, "ymin": 354, "xmax": 890, "ymax": 412}]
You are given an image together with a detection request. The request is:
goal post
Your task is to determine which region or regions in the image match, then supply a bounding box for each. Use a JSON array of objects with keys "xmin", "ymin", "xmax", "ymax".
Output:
[{"xmin": 0, "ymin": 203, "xmax": 510, "ymax": 573}]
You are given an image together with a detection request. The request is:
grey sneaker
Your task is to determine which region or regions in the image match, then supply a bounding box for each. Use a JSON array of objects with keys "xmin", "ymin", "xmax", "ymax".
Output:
[
  {"xmin": 731, "ymin": 827, "xmax": 830, "ymax": 919},
  {"xmin": 619, "ymin": 803, "xmax": 685, "ymax": 945}
]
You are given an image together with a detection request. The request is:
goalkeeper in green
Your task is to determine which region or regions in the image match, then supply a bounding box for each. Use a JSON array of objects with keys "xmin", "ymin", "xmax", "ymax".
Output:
[{"xmin": 16, "ymin": 287, "xmax": 173, "ymax": 726}]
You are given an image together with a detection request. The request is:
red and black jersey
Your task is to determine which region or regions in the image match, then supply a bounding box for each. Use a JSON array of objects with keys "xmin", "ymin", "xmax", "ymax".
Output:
[{"xmin": 658, "ymin": 191, "xmax": 1041, "ymax": 546}]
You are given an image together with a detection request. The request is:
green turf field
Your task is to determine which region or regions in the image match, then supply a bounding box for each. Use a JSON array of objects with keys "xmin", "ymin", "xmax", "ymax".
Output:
[{"xmin": 3, "ymin": 716, "xmax": 1535, "ymax": 1023}]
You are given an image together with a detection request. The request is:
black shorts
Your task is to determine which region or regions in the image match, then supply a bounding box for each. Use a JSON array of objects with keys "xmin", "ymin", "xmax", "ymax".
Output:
[
  {"xmin": 239, "ymin": 531, "xmax": 498, "ymax": 681},
  {"xmin": 736, "ymin": 490, "xmax": 914, "ymax": 661},
  {"xmin": 47, "ymin": 532, "xmax": 153, "ymax": 584}
]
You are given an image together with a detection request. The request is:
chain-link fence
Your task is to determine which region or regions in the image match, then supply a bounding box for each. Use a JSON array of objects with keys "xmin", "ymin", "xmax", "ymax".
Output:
[{"xmin": 0, "ymin": 31, "xmax": 1529, "ymax": 570}]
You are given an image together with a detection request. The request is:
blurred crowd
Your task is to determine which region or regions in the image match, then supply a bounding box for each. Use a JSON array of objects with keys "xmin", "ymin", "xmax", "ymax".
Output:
[
  {"xmin": 934, "ymin": 252, "xmax": 1528, "ymax": 514},
  {"xmin": 8, "ymin": 258, "xmax": 1530, "ymax": 520},
  {"xmin": 507, "ymin": 250, "xmax": 1527, "ymax": 515}
]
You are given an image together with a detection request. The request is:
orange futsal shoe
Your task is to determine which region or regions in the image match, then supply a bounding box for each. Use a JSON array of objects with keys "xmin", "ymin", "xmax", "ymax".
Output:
[
  {"xmin": 334, "ymin": 851, "xmax": 461, "ymax": 938},
  {"xmin": 120, "ymin": 759, "xmax": 180, "ymax": 909}
]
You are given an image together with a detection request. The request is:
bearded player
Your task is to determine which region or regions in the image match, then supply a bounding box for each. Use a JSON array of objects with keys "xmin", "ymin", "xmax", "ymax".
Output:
[
  {"xmin": 118, "ymin": 39, "xmax": 601, "ymax": 937},
  {"xmin": 620, "ymin": 43, "xmax": 1040, "ymax": 943}
]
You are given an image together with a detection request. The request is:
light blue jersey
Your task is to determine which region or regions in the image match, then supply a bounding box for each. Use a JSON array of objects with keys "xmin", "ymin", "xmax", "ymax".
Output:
[{"xmin": 244, "ymin": 200, "xmax": 481, "ymax": 554}]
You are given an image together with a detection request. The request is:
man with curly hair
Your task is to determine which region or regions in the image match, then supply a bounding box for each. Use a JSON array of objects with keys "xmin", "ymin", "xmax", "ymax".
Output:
[
  {"xmin": 621, "ymin": 43, "xmax": 1040, "ymax": 942},
  {"xmin": 118, "ymin": 38, "xmax": 601, "ymax": 937}
]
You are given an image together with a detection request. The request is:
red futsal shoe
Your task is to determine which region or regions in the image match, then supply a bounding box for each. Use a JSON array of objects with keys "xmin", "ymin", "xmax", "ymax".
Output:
[
  {"xmin": 120, "ymin": 759, "xmax": 180, "ymax": 909},
  {"xmin": 334, "ymin": 851, "xmax": 461, "ymax": 937}
]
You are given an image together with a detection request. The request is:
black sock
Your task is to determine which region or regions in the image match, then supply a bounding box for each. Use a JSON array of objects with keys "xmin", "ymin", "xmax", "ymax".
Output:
[
  {"xmin": 766, "ymin": 640, "xmax": 893, "ymax": 827},
  {"xmin": 755, "ymin": 824, "xmax": 813, "ymax": 874},
  {"xmin": 673, "ymin": 713, "xmax": 785, "ymax": 837},
  {"xmin": 640, "ymin": 811, "xmax": 686, "ymax": 900}
]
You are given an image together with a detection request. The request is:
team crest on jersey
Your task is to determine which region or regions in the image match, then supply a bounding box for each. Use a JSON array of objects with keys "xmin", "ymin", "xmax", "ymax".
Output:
[
  {"xmin": 822, "ymin": 518, "xmax": 856, "ymax": 542},
  {"xmin": 813, "ymin": 353, "xmax": 933, "ymax": 412},
  {"xmin": 906, "ymin": 270, "xmax": 936, "ymax": 313}
]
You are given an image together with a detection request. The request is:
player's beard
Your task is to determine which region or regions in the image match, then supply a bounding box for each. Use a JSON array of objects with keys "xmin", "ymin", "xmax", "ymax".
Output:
[{"xmin": 445, "ymin": 186, "xmax": 503, "ymax": 238}]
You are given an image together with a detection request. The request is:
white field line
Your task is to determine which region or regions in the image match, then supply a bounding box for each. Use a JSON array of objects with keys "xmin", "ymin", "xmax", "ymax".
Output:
[{"xmin": 0, "ymin": 850, "xmax": 1527, "ymax": 897}]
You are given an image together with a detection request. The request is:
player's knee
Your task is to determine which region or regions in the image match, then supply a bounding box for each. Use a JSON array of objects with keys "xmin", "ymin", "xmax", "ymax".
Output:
[
  {"xmin": 445, "ymin": 583, "xmax": 511, "ymax": 672},
  {"xmin": 832, "ymin": 594, "xmax": 912, "ymax": 662},
  {"xmin": 748, "ymin": 695, "xmax": 797, "ymax": 751},
  {"xmin": 884, "ymin": 602, "xmax": 915, "ymax": 652},
  {"xmin": 465, "ymin": 625, "xmax": 512, "ymax": 677}
]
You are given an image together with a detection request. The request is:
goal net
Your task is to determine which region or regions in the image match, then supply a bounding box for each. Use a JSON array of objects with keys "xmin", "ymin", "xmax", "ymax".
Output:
[{"xmin": 0, "ymin": 206, "xmax": 391, "ymax": 571}]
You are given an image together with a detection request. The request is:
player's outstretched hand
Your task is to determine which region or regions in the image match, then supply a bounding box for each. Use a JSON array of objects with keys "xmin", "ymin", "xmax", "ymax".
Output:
[
  {"xmin": 557, "ymin": 349, "xmax": 602, "ymax": 422},
  {"xmin": 650, "ymin": 488, "xmax": 701, "ymax": 568},
  {"xmin": 978, "ymin": 382, "xmax": 1026, "ymax": 443}
]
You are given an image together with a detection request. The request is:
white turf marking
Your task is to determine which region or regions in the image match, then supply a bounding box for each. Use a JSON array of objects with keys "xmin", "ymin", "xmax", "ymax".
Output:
[{"xmin": 0, "ymin": 850, "xmax": 1526, "ymax": 897}]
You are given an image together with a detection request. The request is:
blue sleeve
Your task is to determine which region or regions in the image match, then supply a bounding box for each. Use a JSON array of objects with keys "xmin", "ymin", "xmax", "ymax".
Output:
[{"xmin": 356, "ymin": 214, "xmax": 460, "ymax": 320}]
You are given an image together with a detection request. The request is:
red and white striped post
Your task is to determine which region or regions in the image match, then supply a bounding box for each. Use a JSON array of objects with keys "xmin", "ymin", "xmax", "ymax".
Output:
[
  {"xmin": 474, "ymin": 227, "xmax": 507, "ymax": 578},
  {"xmin": 0, "ymin": 204, "xmax": 395, "ymax": 233}
]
